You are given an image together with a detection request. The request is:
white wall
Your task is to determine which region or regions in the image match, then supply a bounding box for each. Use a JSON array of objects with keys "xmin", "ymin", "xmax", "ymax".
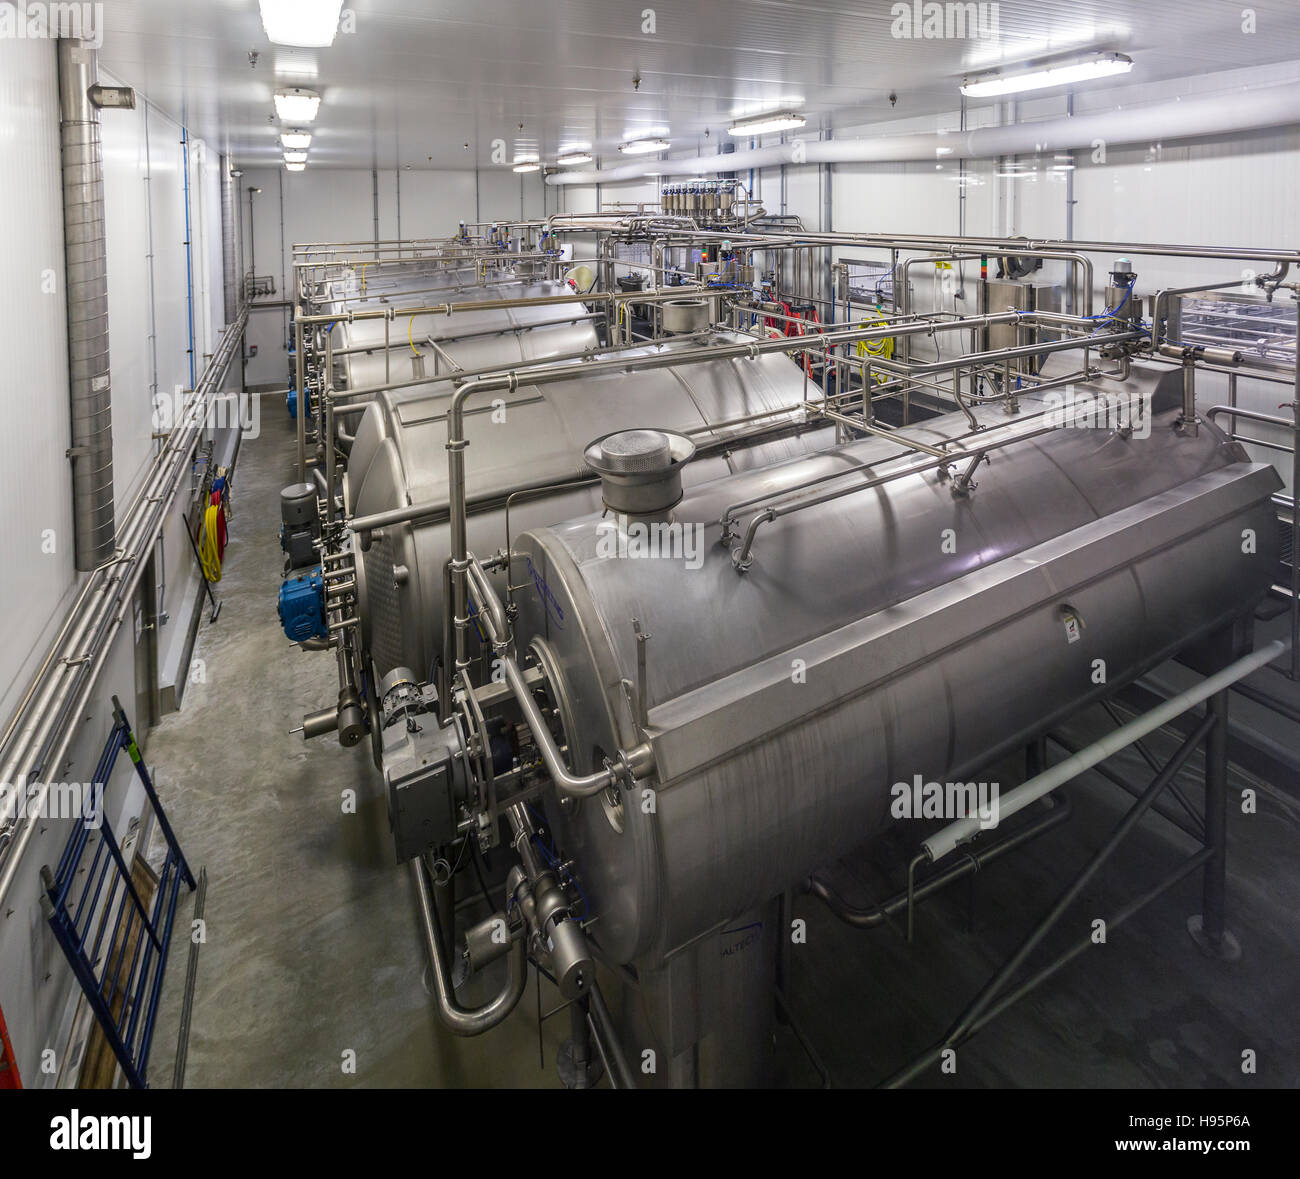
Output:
[
  {"xmin": 0, "ymin": 40, "xmax": 224, "ymax": 1087},
  {"xmin": 0, "ymin": 37, "xmax": 76, "ymax": 723}
]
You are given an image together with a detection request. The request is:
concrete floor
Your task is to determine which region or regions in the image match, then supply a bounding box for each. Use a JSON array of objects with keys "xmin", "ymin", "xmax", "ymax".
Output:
[
  {"xmin": 145, "ymin": 403, "xmax": 1300, "ymax": 1089},
  {"xmin": 147, "ymin": 404, "xmax": 567, "ymax": 1088}
]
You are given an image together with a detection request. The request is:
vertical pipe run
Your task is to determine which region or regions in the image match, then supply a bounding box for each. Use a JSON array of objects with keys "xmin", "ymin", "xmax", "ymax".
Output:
[
  {"xmin": 143, "ymin": 104, "xmax": 160, "ymax": 431},
  {"xmin": 1291, "ymin": 336, "xmax": 1300, "ymax": 679},
  {"xmin": 395, "ymin": 166, "xmax": 402, "ymax": 257},
  {"xmin": 822, "ymin": 123, "xmax": 833, "ymax": 322},
  {"xmin": 247, "ymin": 188, "xmax": 256, "ymax": 279},
  {"xmin": 58, "ymin": 38, "xmax": 116, "ymax": 570},
  {"xmin": 180, "ymin": 127, "xmax": 197, "ymax": 389},
  {"xmin": 1064, "ymin": 93, "xmax": 1076, "ymax": 316}
]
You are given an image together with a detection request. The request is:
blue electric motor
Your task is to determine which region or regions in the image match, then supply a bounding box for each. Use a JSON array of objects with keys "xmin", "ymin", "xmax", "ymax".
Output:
[{"xmin": 278, "ymin": 568, "xmax": 327, "ymax": 642}]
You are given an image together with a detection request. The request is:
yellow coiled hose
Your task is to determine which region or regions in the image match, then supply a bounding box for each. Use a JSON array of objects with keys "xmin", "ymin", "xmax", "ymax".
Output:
[
  {"xmin": 856, "ymin": 314, "xmax": 894, "ymax": 385},
  {"xmin": 199, "ymin": 502, "xmax": 223, "ymax": 582}
]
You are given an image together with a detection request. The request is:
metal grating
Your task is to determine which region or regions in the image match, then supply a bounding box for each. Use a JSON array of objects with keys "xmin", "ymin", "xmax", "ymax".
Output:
[{"xmin": 363, "ymin": 530, "xmax": 405, "ymax": 675}]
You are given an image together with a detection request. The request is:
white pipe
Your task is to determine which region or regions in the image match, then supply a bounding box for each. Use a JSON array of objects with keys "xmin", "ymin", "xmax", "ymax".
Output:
[
  {"xmin": 922, "ymin": 639, "xmax": 1289, "ymax": 863},
  {"xmin": 548, "ymin": 82, "xmax": 1300, "ymax": 186}
]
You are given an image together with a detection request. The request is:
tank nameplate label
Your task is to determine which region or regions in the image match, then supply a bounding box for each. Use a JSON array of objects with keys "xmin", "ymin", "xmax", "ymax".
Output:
[
  {"xmin": 719, "ymin": 920, "xmax": 763, "ymax": 958},
  {"xmin": 526, "ymin": 555, "xmax": 565, "ymax": 630}
]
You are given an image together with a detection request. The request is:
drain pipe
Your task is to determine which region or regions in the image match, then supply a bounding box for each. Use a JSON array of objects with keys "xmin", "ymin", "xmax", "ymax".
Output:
[{"xmin": 58, "ymin": 39, "xmax": 119, "ymax": 570}]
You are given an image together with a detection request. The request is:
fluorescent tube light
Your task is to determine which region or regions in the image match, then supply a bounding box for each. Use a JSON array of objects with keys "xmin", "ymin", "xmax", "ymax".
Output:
[
  {"xmin": 285, "ymin": 162, "xmax": 306, "ymax": 172},
  {"xmin": 962, "ymin": 52, "xmax": 1133, "ymax": 97},
  {"xmin": 283, "ymin": 150, "xmax": 308, "ymax": 163},
  {"xmin": 259, "ymin": 1, "xmax": 344, "ymax": 48},
  {"xmin": 555, "ymin": 152, "xmax": 593, "ymax": 166},
  {"xmin": 280, "ymin": 130, "xmax": 312, "ymax": 149},
  {"xmin": 273, "ymin": 88, "xmax": 321, "ymax": 123},
  {"xmin": 728, "ymin": 111, "xmax": 806, "ymax": 136},
  {"xmin": 619, "ymin": 138, "xmax": 671, "ymax": 155}
]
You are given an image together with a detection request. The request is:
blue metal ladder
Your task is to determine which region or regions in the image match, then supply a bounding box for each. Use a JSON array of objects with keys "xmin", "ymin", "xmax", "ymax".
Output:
[{"xmin": 40, "ymin": 695, "xmax": 195, "ymax": 1089}]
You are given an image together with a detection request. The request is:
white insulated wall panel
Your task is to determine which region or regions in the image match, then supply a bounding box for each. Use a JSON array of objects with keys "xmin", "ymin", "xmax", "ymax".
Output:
[
  {"xmin": 193, "ymin": 137, "xmax": 224, "ymax": 364},
  {"xmin": 0, "ymin": 37, "xmax": 76, "ymax": 720},
  {"xmin": 100, "ymin": 74, "xmax": 156, "ymax": 504},
  {"xmin": 477, "ymin": 168, "xmax": 526, "ymax": 223},
  {"xmin": 395, "ymin": 169, "xmax": 477, "ymax": 237},
  {"xmin": 145, "ymin": 105, "xmax": 196, "ymax": 416}
]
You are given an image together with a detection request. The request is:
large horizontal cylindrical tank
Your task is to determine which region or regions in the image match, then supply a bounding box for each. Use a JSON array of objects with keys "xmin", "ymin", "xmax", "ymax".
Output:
[
  {"xmin": 305, "ymin": 260, "xmax": 517, "ymax": 327},
  {"xmin": 509, "ymin": 398, "xmax": 1281, "ymax": 968},
  {"xmin": 328, "ymin": 277, "xmax": 600, "ymax": 391},
  {"xmin": 344, "ymin": 333, "xmax": 835, "ymax": 681}
]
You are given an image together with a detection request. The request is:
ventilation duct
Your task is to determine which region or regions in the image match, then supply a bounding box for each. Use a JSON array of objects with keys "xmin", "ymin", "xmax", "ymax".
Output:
[
  {"xmin": 58, "ymin": 39, "xmax": 116, "ymax": 570},
  {"xmin": 547, "ymin": 81, "xmax": 1300, "ymax": 186},
  {"xmin": 221, "ymin": 156, "xmax": 239, "ymax": 325}
]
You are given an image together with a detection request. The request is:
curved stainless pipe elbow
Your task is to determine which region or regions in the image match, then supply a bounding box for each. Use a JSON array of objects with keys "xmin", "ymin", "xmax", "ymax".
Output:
[
  {"xmin": 501, "ymin": 656, "xmax": 655, "ymax": 797},
  {"xmin": 465, "ymin": 552, "xmax": 510, "ymax": 648},
  {"xmin": 412, "ymin": 858, "xmax": 527, "ymax": 1036}
]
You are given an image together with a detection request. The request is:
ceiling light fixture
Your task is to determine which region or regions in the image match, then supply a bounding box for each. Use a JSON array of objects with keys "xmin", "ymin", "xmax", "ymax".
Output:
[
  {"xmin": 961, "ymin": 52, "xmax": 1133, "ymax": 97},
  {"xmin": 728, "ymin": 111, "xmax": 806, "ymax": 136},
  {"xmin": 285, "ymin": 161, "xmax": 306, "ymax": 171},
  {"xmin": 283, "ymin": 150, "xmax": 308, "ymax": 163},
  {"xmin": 513, "ymin": 161, "xmax": 541, "ymax": 173},
  {"xmin": 280, "ymin": 129, "xmax": 312, "ymax": 149},
  {"xmin": 259, "ymin": 0, "xmax": 344, "ymax": 48},
  {"xmin": 273, "ymin": 87, "xmax": 321, "ymax": 123},
  {"xmin": 619, "ymin": 138, "xmax": 671, "ymax": 155},
  {"xmin": 555, "ymin": 152, "xmax": 593, "ymax": 166}
]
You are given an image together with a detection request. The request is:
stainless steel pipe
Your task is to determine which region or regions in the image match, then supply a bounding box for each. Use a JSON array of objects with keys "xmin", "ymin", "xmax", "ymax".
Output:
[{"xmin": 411, "ymin": 857, "xmax": 527, "ymax": 1035}]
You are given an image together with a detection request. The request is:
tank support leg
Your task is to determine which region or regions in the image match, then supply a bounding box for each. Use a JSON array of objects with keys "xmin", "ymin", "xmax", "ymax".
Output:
[
  {"xmin": 775, "ymin": 888, "xmax": 794, "ymax": 1025},
  {"xmin": 1025, "ymin": 734, "xmax": 1047, "ymax": 777},
  {"xmin": 883, "ymin": 710, "xmax": 1216, "ymax": 1088},
  {"xmin": 558, "ymin": 994, "xmax": 603, "ymax": 1089},
  {"xmin": 1187, "ymin": 684, "xmax": 1241, "ymax": 961}
]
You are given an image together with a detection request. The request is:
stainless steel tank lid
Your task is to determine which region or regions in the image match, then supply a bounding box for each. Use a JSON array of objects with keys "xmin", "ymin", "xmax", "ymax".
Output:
[
  {"xmin": 584, "ymin": 429, "xmax": 695, "ymax": 477},
  {"xmin": 595, "ymin": 429, "xmax": 674, "ymax": 474},
  {"xmin": 583, "ymin": 429, "xmax": 697, "ymax": 515},
  {"xmin": 661, "ymin": 298, "xmax": 711, "ymax": 336}
]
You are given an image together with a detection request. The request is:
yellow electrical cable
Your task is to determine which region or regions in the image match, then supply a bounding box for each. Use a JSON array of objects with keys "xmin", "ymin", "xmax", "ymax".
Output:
[
  {"xmin": 855, "ymin": 313, "xmax": 894, "ymax": 384},
  {"xmin": 198, "ymin": 503, "xmax": 223, "ymax": 582},
  {"xmin": 408, "ymin": 314, "xmax": 420, "ymax": 356},
  {"xmin": 855, "ymin": 314, "xmax": 894, "ymax": 359}
]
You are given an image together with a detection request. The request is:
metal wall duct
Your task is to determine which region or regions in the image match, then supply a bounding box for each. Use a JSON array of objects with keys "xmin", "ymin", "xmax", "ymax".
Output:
[
  {"xmin": 220, "ymin": 156, "xmax": 238, "ymax": 325},
  {"xmin": 547, "ymin": 81, "xmax": 1300, "ymax": 186},
  {"xmin": 58, "ymin": 39, "xmax": 115, "ymax": 570}
]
